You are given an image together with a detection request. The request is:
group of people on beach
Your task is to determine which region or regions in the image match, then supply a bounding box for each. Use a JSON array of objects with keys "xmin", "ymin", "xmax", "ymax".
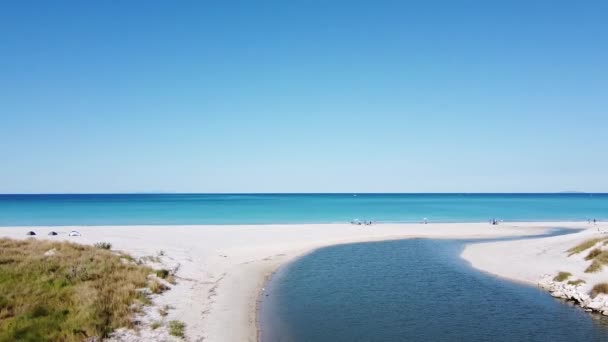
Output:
[
  {"xmin": 350, "ymin": 219, "xmax": 375, "ymax": 226},
  {"xmin": 490, "ymin": 218, "xmax": 500, "ymax": 226}
]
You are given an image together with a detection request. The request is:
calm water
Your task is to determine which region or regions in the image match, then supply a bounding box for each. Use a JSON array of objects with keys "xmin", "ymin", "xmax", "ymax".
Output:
[
  {"xmin": 261, "ymin": 236, "xmax": 608, "ymax": 341},
  {"xmin": 0, "ymin": 193, "xmax": 607, "ymax": 226}
]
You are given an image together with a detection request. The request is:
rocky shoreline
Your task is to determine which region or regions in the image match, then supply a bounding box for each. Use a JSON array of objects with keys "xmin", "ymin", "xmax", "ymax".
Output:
[{"xmin": 539, "ymin": 275, "xmax": 608, "ymax": 315}]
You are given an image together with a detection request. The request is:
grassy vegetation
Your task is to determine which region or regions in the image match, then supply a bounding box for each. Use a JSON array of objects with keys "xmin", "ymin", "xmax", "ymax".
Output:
[
  {"xmin": 584, "ymin": 250, "xmax": 608, "ymax": 273},
  {"xmin": 567, "ymin": 238, "xmax": 605, "ymax": 256},
  {"xmin": 553, "ymin": 271, "xmax": 572, "ymax": 282},
  {"xmin": 591, "ymin": 283, "xmax": 608, "ymax": 298},
  {"xmin": 567, "ymin": 279, "xmax": 586, "ymax": 286},
  {"xmin": 149, "ymin": 280, "xmax": 169, "ymax": 294},
  {"xmin": 585, "ymin": 248, "xmax": 603, "ymax": 260},
  {"xmin": 0, "ymin": 238, "xmax": 153, "ymax": 341},
  {"xmin": 168, "ymin": 320, "xmax": 186, "ymax": 338},
  {"xmin": 93, "ymin": 242, "xmax": 112, "ymax": 250},
  {"xmin": 156, "ymin": 269, "xmax": 170, "ymax": 279},
  {"xmin": 155, "ymin": 269, "xmax": 177, "ymax": 285}
]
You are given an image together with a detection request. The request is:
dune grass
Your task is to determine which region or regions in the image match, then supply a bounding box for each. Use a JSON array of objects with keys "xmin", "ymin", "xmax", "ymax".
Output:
[
  {"xmin": 553, "ymin": 271, "xmax": 572, "ymax": 282},
  {"xmin": 591, "ymin": 283, "xmax": 608, "ymax": 298},
  {"xmin": 585, "ymin": 248, "xmax": 603, "ymax": 260},
  {"xmin": 567, "ymin": 238, "xmax": 605, "ymax": 256},
  {"xmin": 567, "ymin": 279, "xmax": 586, "ymax": 286},
  {"xmin": 584, "ymin": 249, "xmax": 608, "ymax": 273},
  {"xmin": 0, "ymin": 238, "xmax": 153, "ymax": 341}
]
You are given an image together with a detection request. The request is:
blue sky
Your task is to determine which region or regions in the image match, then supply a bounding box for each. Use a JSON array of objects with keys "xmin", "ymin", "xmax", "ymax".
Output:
[{"xmin": 1, "ymin": 1, "xmax": 607, "ymax": 193}]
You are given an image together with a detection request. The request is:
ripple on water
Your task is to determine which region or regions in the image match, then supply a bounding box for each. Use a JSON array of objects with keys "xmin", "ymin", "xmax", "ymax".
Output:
[{"xmin": 261, "ymin": 239, "xmax": 608, "ymax": 342}]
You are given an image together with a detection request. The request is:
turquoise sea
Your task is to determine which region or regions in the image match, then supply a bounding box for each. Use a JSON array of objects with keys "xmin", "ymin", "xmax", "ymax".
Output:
[{"xmin": 0, "ymin": 193, "xmax": 607, "ymax": 226}]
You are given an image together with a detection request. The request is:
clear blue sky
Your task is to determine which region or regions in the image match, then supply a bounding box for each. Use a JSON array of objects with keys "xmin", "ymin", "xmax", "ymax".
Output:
[{"xmin": 1, "ymin": 1, "xmax": 607, "ymax": 193}]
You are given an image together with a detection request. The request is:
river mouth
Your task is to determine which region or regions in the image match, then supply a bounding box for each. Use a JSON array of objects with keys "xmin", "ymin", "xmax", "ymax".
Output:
[{"xmin": 260, "ymin": 229, "xmax": 608, "ymax": 342}]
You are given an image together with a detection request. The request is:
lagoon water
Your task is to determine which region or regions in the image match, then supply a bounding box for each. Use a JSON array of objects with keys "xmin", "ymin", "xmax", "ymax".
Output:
[
  {"xmin": 261, "ymin": 238, "xmax": 608, "ymax": 341},
  {"xmin": 0, "ymin": 193, "xmax": 607, "ymax": 226}
]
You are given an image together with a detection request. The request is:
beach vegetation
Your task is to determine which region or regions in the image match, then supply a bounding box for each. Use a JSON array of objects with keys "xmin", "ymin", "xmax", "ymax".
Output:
[
  {"xmin": 553, "ymin": 271, "xmax": 572, "ymax": 282},
  {"xmin": 585, "ymin": 248, "xmax": 603, "ymax": 260},
  {"xmin": 168, "ymin": 320, "xmax": 186, "ymax": 338},
  {"xmin": 584, "ymin": 249, "xmax": 608, "ymax": 273},
  {"xmin": 591, "ymin": 283, "xmax": 608, "ymax": 298},
  {"xmin": 150, "ymin": 321, "xmax": 162, "ymax": 330},
  {"xmin": 568, "ymin": 238, "xmax": 605, "ymax": 256},
  {"xmin": 156, "ymin": 269, "xmax": 171, "ymax": 279},
  {"xmin": 567, "ymin": 279, "xmax": 586, "ymax": 286},
  {"xmin": 149, "ymin": 280, "xmax": 170, "ymax": 294},
  {"xmin": 0, "ymin": 238, "xmax": 153, "ymax": 341},
  {"xmin": 94, "ymin": 242, "xmax": 112, "ymax": 250}
]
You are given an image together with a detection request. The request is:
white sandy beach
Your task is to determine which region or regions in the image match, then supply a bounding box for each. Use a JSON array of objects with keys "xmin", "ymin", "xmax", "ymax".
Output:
[{"xmin": 1, "ymin": 221, "xmax": 604, "ymax": 341}]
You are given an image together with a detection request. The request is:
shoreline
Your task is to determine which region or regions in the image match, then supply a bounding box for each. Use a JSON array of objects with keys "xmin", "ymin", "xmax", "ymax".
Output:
[{"xmin": 0, "ymin": 221, "xmax": 602, "ymax": 341}]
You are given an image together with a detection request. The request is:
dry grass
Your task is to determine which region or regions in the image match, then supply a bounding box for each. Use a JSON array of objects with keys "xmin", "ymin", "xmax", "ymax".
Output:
[
  {"xmin": 553, "ymin": 271, "xmax": 572, "ymax": 282},
  {"xmin": 585, "ymin": 248, "xmax": 603, "ymax": 260},
  {"xmin": 567, "ymin": 238, "xmax": 606, "ymax": 256},
  {"xmin": 149, "ymin": 280, "xmax": 169, "ymax": 294},
  {"xmin": 0, "ymin": 238, "xmax": 153, "ymax": 341},
  {"xmin": 590, "ymin": 283, "xmax": 608, "ymax": 298},
  {"xmin": 584, "ymin": 250, "xmax": 608, "ymax": 273}
]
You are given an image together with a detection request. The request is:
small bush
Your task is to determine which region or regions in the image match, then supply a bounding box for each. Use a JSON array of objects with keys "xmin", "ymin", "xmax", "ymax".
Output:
[
  {"xmin": 168, "ymin": 320, "xmax": 186, "ymax": 338},
  {"xmin": 553, "ymin": 271, "xmax": 572, "ymax": 282},
  {"xmin": 156, "ymin": 269, "xmax": 170, "ymax": 279},
  {"xmin": 590, "ymin": 283, "xmax": 608, "ymax": 298},
  {"xmin": 567, "ymin": 279, "xmax": 586, "ymax": 286},
  {"xmin": 568, "ymin": 238, "xmax": 605, "ymax": 256},
  {"xmin": 94, "ymin": 242, "xmax": 112, "ymax": 250},
  {"xmin": 151, "ymin": 321, "xmax": 162, "ymax": 330}
]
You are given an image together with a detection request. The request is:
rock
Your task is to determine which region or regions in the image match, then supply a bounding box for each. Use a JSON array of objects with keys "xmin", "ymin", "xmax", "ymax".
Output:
[
  {"xmin": 44, "ymin": 248, "xmax": 57, "ymax": 257},
  {"xmin": 587, "ymin": 301, "xmax": 603, "ymax": 310},
  {"xmin": 551, "ymin": 291, "xmax": 565, "ymax": 298},
  {"xmin": 603, "ymin": 311, "xmax": 608, "ymax": 316}
]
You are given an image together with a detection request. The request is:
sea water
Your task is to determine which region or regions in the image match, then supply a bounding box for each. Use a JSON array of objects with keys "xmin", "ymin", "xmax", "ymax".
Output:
[
  {"xmin": 0, "ymin": 193, "xmax": 607, "ymax": 226},
  {"xmin": 261, "ymin": 235, "xmax": 608, "ymax": 341}
]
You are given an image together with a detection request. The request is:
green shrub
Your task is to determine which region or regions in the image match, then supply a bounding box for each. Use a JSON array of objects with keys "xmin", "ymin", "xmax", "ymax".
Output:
[
  {"xmin": 567, "ymin": 279, "xmax": 586, "ymax": 286},
  {"xmin": 156, "ymin": 269, "xmax": 170, "ymax": 279},
  {"xmin": 553, "ymin": 271, "xmax": 572, "ymax": 282},
  {"xmin": 168, "ymin": 320, "xmax": 186, "ymax": 338},
  {"xmin": 94, "ymin": 242, "xmax": 112, "ymax": 250}
]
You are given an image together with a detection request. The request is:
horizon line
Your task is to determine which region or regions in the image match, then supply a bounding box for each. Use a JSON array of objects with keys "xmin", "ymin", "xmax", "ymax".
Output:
[{"xmin": 0, "ymin": 191, "xmax": 603, "ymax": 196}]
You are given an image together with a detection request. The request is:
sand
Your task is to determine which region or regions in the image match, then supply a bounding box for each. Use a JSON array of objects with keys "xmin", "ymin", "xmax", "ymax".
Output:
[{"xmin": 0, "ymin": 221, "xmax": 602, "ymax": 341}]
